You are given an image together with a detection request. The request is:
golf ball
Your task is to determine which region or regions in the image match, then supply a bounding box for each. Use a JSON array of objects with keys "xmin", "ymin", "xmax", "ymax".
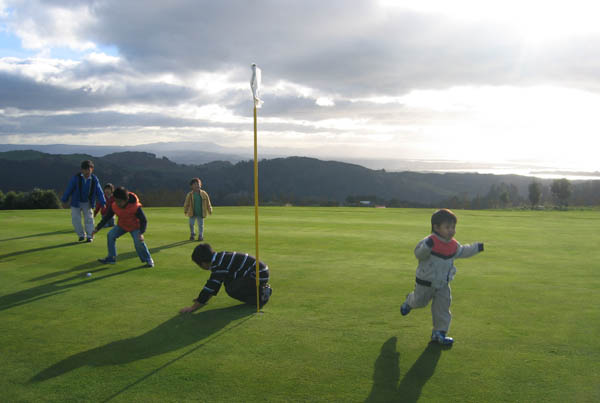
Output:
[{"xmin": 86, "ymin": 272, "xmax": 92, "ymax": 277}]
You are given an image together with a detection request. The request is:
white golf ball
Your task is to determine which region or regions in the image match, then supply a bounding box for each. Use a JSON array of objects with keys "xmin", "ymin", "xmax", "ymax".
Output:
[{"xmin": 86, "ymin": 272, "xmax": 92, "ymax": 277}]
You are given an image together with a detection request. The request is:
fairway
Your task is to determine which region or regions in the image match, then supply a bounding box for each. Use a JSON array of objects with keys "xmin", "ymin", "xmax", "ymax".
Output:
[{"xmin": 1, "ymin": 207, "xmax": 599, "ymax": 402}]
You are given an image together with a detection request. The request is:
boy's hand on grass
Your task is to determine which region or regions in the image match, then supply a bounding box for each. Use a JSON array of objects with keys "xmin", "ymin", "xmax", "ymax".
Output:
[{"xmin": 179, "ymin": 301, "xmax": 204, "ymax": 314}]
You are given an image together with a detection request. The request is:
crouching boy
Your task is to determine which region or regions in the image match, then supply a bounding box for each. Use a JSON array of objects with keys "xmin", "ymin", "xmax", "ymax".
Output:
[
  {"xmin": 180, "ymin": 243, "xmax": 272, "ymax": 313},
  {"xmin": 400, "ymin": 209, "xmax": 484, "ymax": 345},
  {"xmin": 93, "ymin": 186, "xmax": 154, "ymax": 268}
]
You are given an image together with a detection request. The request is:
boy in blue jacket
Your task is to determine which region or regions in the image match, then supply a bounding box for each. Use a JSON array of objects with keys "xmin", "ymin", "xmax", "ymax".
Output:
[
  {"xmin": 61, "ymin": 160, "xmax": 106, "ymax": 242},
  {"xmin": 400, "ymin": 209, "xmax": 484, "ymax": 345}
]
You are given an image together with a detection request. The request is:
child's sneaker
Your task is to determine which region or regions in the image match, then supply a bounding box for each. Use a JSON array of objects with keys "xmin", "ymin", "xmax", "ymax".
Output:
[
  {"xmin": 261, "ymin": 284, "xmax": 272, "ymax": 302},
  {"xmin": 189, "ymin": 235, "xmax": 195, "ymax": 241},
  {"xmin": 400, "ymin": 302, "xmax": 411, "ymax": 316},
  {"xmin": 98, "ymin": 257, "xmax": 116, "ymax": 265},
  {"xmin": 145, "ymin": 260, "xmax": 155, "ymax": 268},
  {"xmin": 431, "ymin": 330, "xmax": 454, "ymax": 345}
]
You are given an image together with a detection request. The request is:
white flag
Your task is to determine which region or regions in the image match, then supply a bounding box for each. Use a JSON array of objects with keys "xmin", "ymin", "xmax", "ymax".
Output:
[{"xmin": 250, "ymin": 63, "xmax": 263, "ymax": 108}]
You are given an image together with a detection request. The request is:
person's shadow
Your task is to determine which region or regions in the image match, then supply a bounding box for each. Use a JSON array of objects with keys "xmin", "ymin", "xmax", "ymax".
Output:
[
  {"xmin": 0, "ymin": 266, "xmax": 143, "ymax": 311},
  {"xmin": 365, "ymin": 337, "xmax": 446, "ymax": 403},
  {"xmin": 27, "ymin": 240, "xmax": 193, "ymax": 283},
  {"xmin": 0, "ymin": 229, "xmax": 73, "ymax": 243},
  {"xmin": 31, "ymin": 304, "xmax": 254, "ymax": 383}
]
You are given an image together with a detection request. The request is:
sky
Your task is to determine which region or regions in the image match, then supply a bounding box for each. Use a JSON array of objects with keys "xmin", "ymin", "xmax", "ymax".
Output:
[{"xmin": 0, "ymin": 0, "xmax": 599, "ymax": 172}]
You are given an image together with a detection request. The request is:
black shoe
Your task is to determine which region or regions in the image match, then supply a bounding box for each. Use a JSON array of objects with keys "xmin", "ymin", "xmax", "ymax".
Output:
[
  {"xmin": 78, "ymin": 236, "xmax": 85, "ymax": 242},
  {"xmin": 98, "ymin": 257, "xmax": 116, "ymax": 265},
  {"xmin": 86, "ymin": 237, "xmax": 93, "ymax": 243}
]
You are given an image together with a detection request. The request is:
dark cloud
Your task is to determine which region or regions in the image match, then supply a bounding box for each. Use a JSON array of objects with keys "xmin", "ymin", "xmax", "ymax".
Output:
[
  {"xmin": 0, "ymin": 69, "xmax": 203, "ymax": 111},
  {"xmin": 81, "ymin": 0, "xmax": 600, "ymax": 96}
]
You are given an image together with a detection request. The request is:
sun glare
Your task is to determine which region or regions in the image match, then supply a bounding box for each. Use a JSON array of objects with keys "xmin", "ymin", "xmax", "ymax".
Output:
[{"xmin": 379, "ymin": 0, "xmax": 600, "ymax": 43}]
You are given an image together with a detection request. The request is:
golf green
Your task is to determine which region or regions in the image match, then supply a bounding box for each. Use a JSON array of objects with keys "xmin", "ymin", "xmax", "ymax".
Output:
[{"xmin": 1, "ymin": 207, "xmax": 598, "ymax": 402}]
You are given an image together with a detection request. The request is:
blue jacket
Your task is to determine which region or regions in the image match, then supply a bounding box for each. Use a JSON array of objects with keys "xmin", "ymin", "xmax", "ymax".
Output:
[{"xmin": 61, "ymin": 173, "xmax": 106, "ymax": 209}]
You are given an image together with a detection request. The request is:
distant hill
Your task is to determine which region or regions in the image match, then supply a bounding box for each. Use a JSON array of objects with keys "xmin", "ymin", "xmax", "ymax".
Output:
[
  {"xmin": 0, "ymin": 142, "xmax": 247, "ymax": 166},
  {"xmin": 1, "ymin": 150, "xmax": 598, "ymax": 207}
]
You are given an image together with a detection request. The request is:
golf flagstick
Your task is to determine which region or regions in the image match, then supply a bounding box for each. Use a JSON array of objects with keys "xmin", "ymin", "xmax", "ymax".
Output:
[{"xmin": 250, "ymin": 64, "xmax": 263, "ymax": 312}]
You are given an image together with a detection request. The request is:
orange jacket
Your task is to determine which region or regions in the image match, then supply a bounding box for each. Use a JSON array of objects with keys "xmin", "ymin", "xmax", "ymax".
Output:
[{"xmin": 112, "ymin": 192, "xmax": 142, "ymax": 232}]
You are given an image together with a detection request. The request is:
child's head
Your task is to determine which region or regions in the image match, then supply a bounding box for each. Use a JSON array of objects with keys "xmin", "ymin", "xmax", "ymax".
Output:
[
  {"xmin": 431, "ymin": 208, "xmax": 457, "ymax": 240},
  {"xmin": 80, "ymin": 160, "xmax": 94, "ymax": 178},
  {"xmin": 104, "ymin": 183, "xmax": 114, "ymax": 197},
  {"xmin": 192, "ymin": 243, "xmax": 215, "ymax": 270},
  {"xmin": 113, "ymin": 186, "xmax": 129, "ymax": 208},
  {"xmin": 190, "ymin": 178, "xmax": 201, "ymax": 191}
]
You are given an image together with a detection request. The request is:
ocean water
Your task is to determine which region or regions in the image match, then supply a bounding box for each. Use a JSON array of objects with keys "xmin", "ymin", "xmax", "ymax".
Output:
[{"xmin": 351, "ymin": 158, "xmax": 600, "ymax": 180}]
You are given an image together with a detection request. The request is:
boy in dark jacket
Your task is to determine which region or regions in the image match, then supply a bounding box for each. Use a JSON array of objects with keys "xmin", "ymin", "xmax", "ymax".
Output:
[
  {"xmin": 61, "ymin": 160, "xmax": 106, "ymax": 242},
  {"xmin": 93, "ymin": 186, "xmax": 154, "ymax": 267},
  {"xmin": 179, "ymin": 243, "xmax": 272, "ymax": 313}
]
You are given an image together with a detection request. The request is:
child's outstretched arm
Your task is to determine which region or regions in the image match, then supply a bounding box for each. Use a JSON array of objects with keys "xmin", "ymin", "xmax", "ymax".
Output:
[
  {"xmin": 456, "ymin": 242, "xmax": 484, "ymax": 259},
  {"xmin": 414, "ymin": 236, "xmax": 434, "ymax": 260}
]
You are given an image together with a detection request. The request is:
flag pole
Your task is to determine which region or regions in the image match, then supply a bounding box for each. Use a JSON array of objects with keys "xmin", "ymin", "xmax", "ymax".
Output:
[
  {"xmin": 250, "ymin": 64, "xmax": 262, "ymax": 313},
  {"xmin": 253, "ymin": 103, "xmax": 260, "ymax": 312}
]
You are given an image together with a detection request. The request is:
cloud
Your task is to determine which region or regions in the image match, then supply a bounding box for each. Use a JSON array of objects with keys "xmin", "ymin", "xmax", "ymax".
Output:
[{"xmin": 1, "ymin": 0, "xmax": 600, "ymax": 169}]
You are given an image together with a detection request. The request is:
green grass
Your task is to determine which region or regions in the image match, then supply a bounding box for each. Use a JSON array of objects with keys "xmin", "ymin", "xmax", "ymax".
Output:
[{"xmin": 1, "ymin": 207, "xmax": 599, "ymax": 402}]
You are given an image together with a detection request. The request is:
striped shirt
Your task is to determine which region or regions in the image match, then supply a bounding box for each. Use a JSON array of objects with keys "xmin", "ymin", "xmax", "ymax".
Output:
[{"xmin": 196, "ymin": 251, "xmax": 270, "ymax": 304}]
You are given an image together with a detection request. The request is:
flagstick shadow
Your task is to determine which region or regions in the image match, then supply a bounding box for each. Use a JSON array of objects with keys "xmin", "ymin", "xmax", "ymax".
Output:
[
  {"xmin": 30, "ymin": 304, "xmax": 255, "ymax": 383},
  {"xmin": 365, "ymin": 337, "xmax": 445, "ymax": 403}
]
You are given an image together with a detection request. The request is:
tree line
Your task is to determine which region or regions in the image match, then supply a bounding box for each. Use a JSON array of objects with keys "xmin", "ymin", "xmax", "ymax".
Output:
[
  {"xmin": 0, "ymin": 177, "xmax": 596, "ymax": 210},
  {"xmin": 1, "ymin": 151, "xmax": 599, "ymax": 209}
]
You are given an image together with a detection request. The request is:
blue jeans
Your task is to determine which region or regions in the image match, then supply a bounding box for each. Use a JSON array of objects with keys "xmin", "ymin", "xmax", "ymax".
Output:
[
  {"xmin": 189, "ymin": 216, "xmax": 204, "ymax": 237},
  {"xmin": 106, "ymin": 225, "xmax": 153, "ymax": 263}
]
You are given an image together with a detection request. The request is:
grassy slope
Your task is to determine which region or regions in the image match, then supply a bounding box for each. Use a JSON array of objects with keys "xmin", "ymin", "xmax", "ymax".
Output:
[{"xmin": 0, "ymin": 207, "xmax": 598, "ymax": 402}]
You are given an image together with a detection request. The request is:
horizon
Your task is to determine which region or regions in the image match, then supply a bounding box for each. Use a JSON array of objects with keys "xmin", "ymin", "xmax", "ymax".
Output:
[
  {"xmin": 1, "ymin": 141, "xmax": 598, "ymax": 181},
  {"xmin": 1, "ymin": 1, "xmax": 599, "ymax": 175}
]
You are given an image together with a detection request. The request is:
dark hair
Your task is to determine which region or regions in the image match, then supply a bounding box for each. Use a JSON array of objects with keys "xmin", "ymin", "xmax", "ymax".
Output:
[
  {"xmin": 431, "ymin": 208, "xmax": 457, "ymax": 231},
  {"xmin": 113, "ymin": 186, "xmax": 129, "ymax": 201},
  {"xmin": 192, "ymin": 243, "xmax": 215, "ymax": 266},
  {"xmin": 104, "ymin": 183, "xmax": 114, "ymax": 191},
  {"xmin": 190, "ymin": 178, "xmax": 202, "ymax": 186},
  {"xmin": 81, "ymin": 160, "xmax": 94, "ymax": 170}
]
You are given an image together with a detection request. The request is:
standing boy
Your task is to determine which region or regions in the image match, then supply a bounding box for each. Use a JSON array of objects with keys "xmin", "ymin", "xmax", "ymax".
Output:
[
  {"xmin": 93, "ymin": 186, "xmax": 154, "ymax": 268},
  {"xmin": 94, "ymin": 183, "xmax": 115, "ymax": 228},
  {"xmin": 179, "ymin": 243, "xmax": 272, "ymax": 313},
  {"xmin": 400, "ymin": 209, "xmax": 484, "ymax": 345},
  {"xmin": 183, "ymin": 178, "xmax": 213, "ymax": 241},
  {"xmin": 61, "ymin": 160, "xmax": 106, "ymax": 242}
]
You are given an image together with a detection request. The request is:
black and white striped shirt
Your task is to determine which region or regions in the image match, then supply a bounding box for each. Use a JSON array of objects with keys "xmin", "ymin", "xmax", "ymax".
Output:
[{"xmin": 196, "ymin": 251, "xmax": 270, "ymax": 304}]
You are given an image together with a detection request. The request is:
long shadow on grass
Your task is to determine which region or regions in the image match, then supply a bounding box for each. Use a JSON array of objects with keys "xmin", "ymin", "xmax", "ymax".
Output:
[
  {"xmin": 27, "ymin": 240, "xmax": 194, "ymax": 282},
  {"xmin": 30, "ymin": 304, "xmax": 254, "ymax": 383},
  {"xmin": 365, "ymin": 337, "xmax": 445, "ymax": 403},
  {"xmin": 0, "ymin": 240, "xmax": 82, "ymax": 262},
  {"xmin": 0, "ymin": 229, "xmax": 73, "ymax": 242},
  {"xmin": 0, "ymin": 266, "xmax": 145, "ymax": 311}
]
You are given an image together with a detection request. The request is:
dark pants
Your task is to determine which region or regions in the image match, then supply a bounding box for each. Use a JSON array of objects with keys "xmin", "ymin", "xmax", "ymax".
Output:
[
  {"xmin": 99, "ymin": 215, "xmax": 115, "ymax": 228},
  {"xmin": 226, "ymin": 277, "xmax": 271, "ymax": 307}
]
